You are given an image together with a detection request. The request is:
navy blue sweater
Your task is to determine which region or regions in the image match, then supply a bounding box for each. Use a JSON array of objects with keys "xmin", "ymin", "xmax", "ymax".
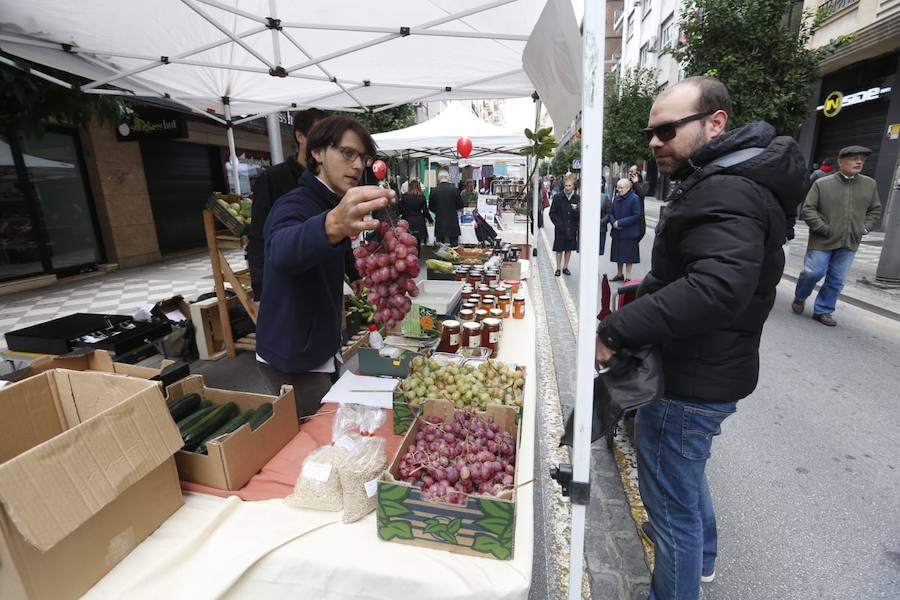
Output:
[{"xmin": 256, "ymin": 170, "xmax": 349, "ymax": 374}]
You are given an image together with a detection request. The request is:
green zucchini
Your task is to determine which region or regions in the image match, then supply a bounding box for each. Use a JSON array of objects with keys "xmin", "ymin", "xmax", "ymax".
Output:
[
  {"xmin": 249, "ymin": 402, "xmax": 273, "ymax": 431},
  {"xmin": 177, "ymin": 403, "xmax": 215, "ymax": 435},
  {"xmin": 196, "ymin": 408, "xmax": 257, "ymax": 454},
  {"xmin": 167, "ymin": 393, "xmax": 202, "ymax": 421},
  {"xmin": 181, "ymin": 402, "xmax": 239, "ymax": 452}
]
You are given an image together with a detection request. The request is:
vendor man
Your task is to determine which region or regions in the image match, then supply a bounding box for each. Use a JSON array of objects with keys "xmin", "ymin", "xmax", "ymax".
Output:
[{"xmin": 255, "ymin": 116, "xmax": 392, "ymax": 419}]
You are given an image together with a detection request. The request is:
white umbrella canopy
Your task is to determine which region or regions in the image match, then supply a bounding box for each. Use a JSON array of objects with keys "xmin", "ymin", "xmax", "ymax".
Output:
[
  {"xmin": 372, "ymin": 102, "xmax": 528, "ymax": 159},
  {"xmin": 0, "ymin": 0, "xmax": 545, "ymax": 119}
]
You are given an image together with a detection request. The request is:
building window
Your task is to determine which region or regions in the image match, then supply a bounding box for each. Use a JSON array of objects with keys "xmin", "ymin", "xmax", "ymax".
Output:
[
  {"xmin": 626, "ymin": 13, "xmax": 634, "ymax": 40},
  {"xmin": 639, "ymin": 43, "xmax": 649, "ymax": 67},
  {"xmin": 642, "ymin": 0, "xmax": 652, "ymax": 19},
  {"xmin": 660, "ymin": 14, "xmax": 675, "ymax": 49}
]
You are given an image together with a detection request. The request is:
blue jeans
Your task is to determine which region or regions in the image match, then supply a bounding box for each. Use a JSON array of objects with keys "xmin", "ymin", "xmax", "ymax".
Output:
[
  {"xmin": 793, "ymin": 248, "xmax": 856, "ymax": 315},
  {"xmin": 635, "ymin": 398, "xmax": 737, "ymax": 600}
]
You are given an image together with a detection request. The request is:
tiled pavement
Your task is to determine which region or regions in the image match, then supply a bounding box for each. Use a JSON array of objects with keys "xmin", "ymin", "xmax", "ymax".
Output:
[{"xmin": 1, "ymin": 249, "xmax": 246, "ymax": 353}]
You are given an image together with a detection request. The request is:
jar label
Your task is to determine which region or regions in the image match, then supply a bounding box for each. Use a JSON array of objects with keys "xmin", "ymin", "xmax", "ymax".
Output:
[
  {"xmin": 489, "ymin": 331, "xmax": 500, "ymax": 343},
  {"xmin": 469, "ymin": 337, "xmax": 481, "ymax": 348},
  {"xmin": 449, "ymin": 333, "xmax": 460, "ymax": 346}
]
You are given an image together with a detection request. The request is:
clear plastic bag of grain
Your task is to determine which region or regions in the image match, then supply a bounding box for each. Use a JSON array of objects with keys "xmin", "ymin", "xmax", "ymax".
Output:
[
  {"xmin": 285, "ymin": 445, "xmax": 349, "ymax": 511},
  {"xmin": 339, "ymin": 436, "xmax": 388, "ymax": 523}
]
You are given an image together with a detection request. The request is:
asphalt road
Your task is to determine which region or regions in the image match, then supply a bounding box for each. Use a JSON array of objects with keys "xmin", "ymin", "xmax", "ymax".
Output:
[{"xmin": 541, "ymin": 207, "xmax": 900, "ymax": 600}]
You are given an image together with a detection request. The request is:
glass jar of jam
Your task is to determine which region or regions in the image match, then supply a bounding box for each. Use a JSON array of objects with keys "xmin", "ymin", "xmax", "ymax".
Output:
[
  {"xmin": 504, "ymin": 279, "xmax": 521, "ymax": 294},
  {"xmin": 461, "ymin": 284, "xmax": 473, "ymax": 294},
  {"xmin": 489, "ymin": 308, "xmax": 505, "ymax": 325},
  {"xmin": 467, "ymin": 272, "xmax": 482, "ymax": 286},
  {"xmin": 498, "ymin": 295, "xmax": 511, "ymax": 318},
  {"xmin": 482, "ymin": 297, "xmax": 496, "ymax": 312},
  {"xmin": 481, "ymin": 318, "xmax": 502, "ymax": 358},
  {"xmin": 513, "ymin": 294, "xmax": 526, "ymax": 319},
  {"xmin": 484, "ymin": 271, "xmax": 498, "ymax": 285},
  {"xmin": 495, "ymin": 284, "xmax": 509, "ymax": 296},
  {"xmin": 458, "ymin": 308, "xmax": 474, "ymax": 321},
  {"xmin": 461, "ymin": 321, "xmax": 483, "ymax": 349},
  {"xmin": 438, "ymin": 320, "xmax": 461, "ymax": 353},
  {"xmin": 474, "ymin": 309, "xmax": 489, "ymax": 322}
]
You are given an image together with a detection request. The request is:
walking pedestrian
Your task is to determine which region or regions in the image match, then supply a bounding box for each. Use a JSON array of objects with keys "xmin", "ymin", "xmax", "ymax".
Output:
[
  {"xmin": 791, "ymin": 146, "xmax": 881, "ymax": 326},
  {"xmin": 809, "ymin": 158, "xmax": 833, "ymax": 184},
  {"xmin": 628, "ymin": 164, "xmax": 649, "ymax": 241},
  {"xmin": 599, "ymin": 191, "xmax": 612, "ymax": 256},
  {"xmin": 594, "ymin": 76, "xmax": 806, "ymax": 600},
  {"xmin": 549, "ymin": 173, "xmax": 579, "ymax": 276},
  {"xmin": 429, "ymin": 170, "xmax": 465, "ymax": 246},
  {"xmin": 609, "ymin": 178, "xmax": 642, "ymax": 281},
  {"xmin": 399, "ymin": 179, "xmax": 433, "ymax": 252}
]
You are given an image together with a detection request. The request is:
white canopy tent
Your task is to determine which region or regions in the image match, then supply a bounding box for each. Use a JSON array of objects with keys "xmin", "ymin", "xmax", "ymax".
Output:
[
  {"xmin": 0, "ymin": 1, "xmax": 604, "ymax": 598},
  {"xmin": 372, "ymin": 102, "xmax": 529, "ymax": 159}
]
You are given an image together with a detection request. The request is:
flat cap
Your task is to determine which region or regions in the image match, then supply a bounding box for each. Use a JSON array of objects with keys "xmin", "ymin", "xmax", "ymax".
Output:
[{"xmin": 838, "ymin": 145, "xmax": 872, "ymax": 158}]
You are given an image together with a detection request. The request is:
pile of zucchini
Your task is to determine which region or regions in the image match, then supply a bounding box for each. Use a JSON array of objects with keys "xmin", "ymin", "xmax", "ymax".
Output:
[{"xmin": 166, "ymin": 393, "xmax": 274, "ymax": 454}]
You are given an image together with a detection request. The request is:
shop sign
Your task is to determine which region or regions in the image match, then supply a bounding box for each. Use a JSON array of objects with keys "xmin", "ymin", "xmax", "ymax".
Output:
[
  {"xmin": 818, "ymin": 86, "xmax": 892, "ymax": 117},
  {"xmin": 116, "ymin": 109, "xmax": 188, "ymax": 141}
]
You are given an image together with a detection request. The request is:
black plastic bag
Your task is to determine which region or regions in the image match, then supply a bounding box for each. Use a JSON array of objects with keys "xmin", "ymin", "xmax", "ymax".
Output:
[{"xmin": 560, "ymin": 346, "xmax": 663, "ymax": 447}]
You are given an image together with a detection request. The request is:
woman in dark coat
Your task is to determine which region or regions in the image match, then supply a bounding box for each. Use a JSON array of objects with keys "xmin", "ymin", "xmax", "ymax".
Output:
[
  {"xmin": 429, "ymin": 172, "xmax": 465, "ymax": 246},
  {"xmin": 399, "ymin": 179, "xmax": 433, "ymax": 252},
  {"xmin": 609, "ymin": 178, "xmax": 642, "ymax": 281},
  {"xmin": 549, "ymin": 174, "xmax": 579, "ymax": 276},
  {"xmin": 599, "ymin": 194, "xmax": 612, "ymax": 256}
]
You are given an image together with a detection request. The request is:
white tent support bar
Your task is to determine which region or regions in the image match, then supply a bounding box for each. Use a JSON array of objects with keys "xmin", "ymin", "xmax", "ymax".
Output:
[
  {"xmin": 193, "ymin": 0, "xmax": 267, "ymax": 24},
  {"xmin": 71, "ymin": 25, "xmax": 269, "ymax": 62},
  {"xmin": 224, "ymin": 102, "xmax": 241, "ymax": 195},
  {"xmin": 269, "ymin": 0, "xmax": 282, "ymax": 68},
  {"xmin": 169, "ymin": 58, "xmax": 269, "ymax": 73},
  {"xmin": 232, "ymin": 107, "xmax": 289, "ymax": 126},
  {"xmin": 279, "ymin": 21, "xmax": 526, "ymax": 41},
  {"xmin": 373, "ymin": 90, "xmax": 445, "ymax": 113},
  {"xmin": 0, "ymin": 55, "xmax": 73, "ymax": 89},
  {"xmin": 532, "ymin": 98, "xmax": 542, "ymax": 255},
  {"xmin": 278, "ymin": 28, "xmax": 368, "ymax": 111},
  {"xmin": 181, "ymin": 0, "xmax": 274, "ymax": 70},
  {"xmin": 568, "ymin": 0, "xmax": 607, "ymax": 597},
  {"xmin": 81, "ymin": 88, "xmax": 133, "ymax": 95},
  {"xmin": 81, "ymin": 59, "xmax": 166, "ymax": 90},
  {"xmin": 303, "ymin": 84, "xmax": 366, "ymax": 107},
  {"xmin": 373, "ymin": 68, "xmax": 524, "ymax": 111},
  {"xmin": 285, "ymin": 0, "xmax": 516, "ymax": 74},
  {"xmin": 266, "ymin": 112, "xmax": 284, "ymax": 164}
]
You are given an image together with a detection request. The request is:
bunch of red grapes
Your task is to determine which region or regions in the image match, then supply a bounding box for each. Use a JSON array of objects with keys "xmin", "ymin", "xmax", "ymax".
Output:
[
  {"xmin": 398, "ymin": 410, "xmax": 516, "ymax": 505},
  {"xmin": 353, "ymin": 219, "xmax": 420, "ymax": 328}
]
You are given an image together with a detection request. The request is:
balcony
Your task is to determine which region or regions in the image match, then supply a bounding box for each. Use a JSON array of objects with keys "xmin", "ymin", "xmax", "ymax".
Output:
[{"xmin": 819, "ymin": 0, "xmax": 860, "ymax": 21}]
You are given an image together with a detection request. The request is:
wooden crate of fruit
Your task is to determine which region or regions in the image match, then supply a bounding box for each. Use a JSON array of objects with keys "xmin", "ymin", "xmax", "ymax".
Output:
[
  {"xmin": 377, "ymin": 400, "xmax": 518, "ymax": 560},
  {"xmin": 208, "ymin": 192, "xmax": 251, "ymax": 236},
  {"xmin": 392, "ymin": 356, "xmax": 525, "ymax": 434}
]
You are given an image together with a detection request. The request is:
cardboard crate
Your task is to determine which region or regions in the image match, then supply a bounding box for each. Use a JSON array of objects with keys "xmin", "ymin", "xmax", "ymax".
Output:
[
  {"xmin": 166, "ymin": 375, "xmax": 298, "ymax": 490},
  {"xmin": 377, "ymin": 400, "xmax": 518, "ymax": 560},
  {"xmin": 0, "ymin": 370, "xmax": 184, "ymax": 600},
  {"xmin": 0, "ymin": 349, "xmax": 189, "ymax": 392},
  {"xmin": 208, "ymin": 193, "xmax": 249, "ymax": 236},
  {"xmin": 358, "ymin": 347, "xmax": 417, "ymax": 378}
]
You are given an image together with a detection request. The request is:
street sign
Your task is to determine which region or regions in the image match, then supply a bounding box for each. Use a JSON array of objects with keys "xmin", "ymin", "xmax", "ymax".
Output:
[{"xmin": 572, "ymin": 159, "xmax": 582, "ymax": 170}]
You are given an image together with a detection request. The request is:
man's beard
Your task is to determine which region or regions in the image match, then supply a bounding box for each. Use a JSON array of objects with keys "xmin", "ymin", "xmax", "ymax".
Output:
[{"xmin": 655, "ymin": 129, "xmax": 707, "ymax": 176}]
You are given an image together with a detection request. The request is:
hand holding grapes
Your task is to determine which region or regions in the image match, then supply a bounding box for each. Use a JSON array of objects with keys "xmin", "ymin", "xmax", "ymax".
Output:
[{"xmin": 325, "ymin": 185, "xmax": 395, "ymax": 245}]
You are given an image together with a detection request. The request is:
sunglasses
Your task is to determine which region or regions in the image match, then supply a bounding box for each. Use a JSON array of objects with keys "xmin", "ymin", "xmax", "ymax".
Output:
[
  {"xmin": 334, "ymin": 145, "xmax": 374, "ymax": 166},
  {"xmin": 641, "ymin": 111, "xmax": 713, "ymax": 143}
]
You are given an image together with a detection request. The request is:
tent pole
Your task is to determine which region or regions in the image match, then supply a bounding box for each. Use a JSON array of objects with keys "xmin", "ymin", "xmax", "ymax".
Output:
[
  {"xmin": 567, "ymin": 0, "xmax": 606, "ymax": 597},
  {"xmin": 266, "ymin": 113, "xmax": 284, "ymax": 165},
  {"xmin": 224, "ymin": 99, "xmax": 242, "ymax": 195},
  {"xmin": 532, "ymin": 97, "xmax": 542, "ymax": 257}
]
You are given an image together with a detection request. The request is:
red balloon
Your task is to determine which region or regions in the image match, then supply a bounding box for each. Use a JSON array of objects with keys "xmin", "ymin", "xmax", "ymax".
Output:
[
  {"xmin": 372, "ymin": 159, "xmax": 388, "ymax": 180},
  {"xmin": 457, "ymin": 137, "xmax": 473, "ymax": 158}
]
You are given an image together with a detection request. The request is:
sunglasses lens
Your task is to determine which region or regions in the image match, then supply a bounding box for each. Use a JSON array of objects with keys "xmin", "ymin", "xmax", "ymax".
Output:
[
  {"xmin": 641, "ymin": 129, "xmax": 654, "ymax": 143},
  {"xmin": 656, "ymin": 126, "xmax": 677, "ymax": 142}
]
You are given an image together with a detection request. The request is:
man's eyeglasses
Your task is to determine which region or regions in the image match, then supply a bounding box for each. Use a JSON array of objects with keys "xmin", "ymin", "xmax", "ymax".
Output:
[
  {"xmin": 334, "ymin": 145, "xmax": 373, "ymax": 166},
  {"xmin": 640, "ymin": 111, "xmax": 713, "ymax": 144}
]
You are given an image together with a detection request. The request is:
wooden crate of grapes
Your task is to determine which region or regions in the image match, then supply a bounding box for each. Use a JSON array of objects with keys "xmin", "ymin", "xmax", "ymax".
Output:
[
  {"xmin": 392, "ymin": 355, "xmax": 526, "ymax": 434},
  {"xmin": 377, "ymin": 400, "xmax": 519, "ymax": 560}
]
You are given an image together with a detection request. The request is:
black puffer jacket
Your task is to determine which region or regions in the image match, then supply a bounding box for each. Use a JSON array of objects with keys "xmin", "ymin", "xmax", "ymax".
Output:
[{"xmin": 596, "ymin": 122, "xmax": 806, "ymax": 403}]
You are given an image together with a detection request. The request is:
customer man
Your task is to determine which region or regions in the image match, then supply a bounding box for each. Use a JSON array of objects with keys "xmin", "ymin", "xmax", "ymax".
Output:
[
  {"xmin": 247, "ymin": 108, "xmax": 327, "ymax": 302},
  {"xmin": 809, "ymin": 157, "xmax": 833, "ymax": 184},
  {"xmin": 791, "ymin": 146, "xmax": 881, "ymax": 326},
  {"xmin": 255, "ymin": 116, "xmax": 391, "ymax": 419},
  {"xmin": 430, "ymin": 170, "xmax": 464, "ymax": 246},
  {"xmin": 594, "ymin": 77, "xmax": 806, "ymax": 600}
]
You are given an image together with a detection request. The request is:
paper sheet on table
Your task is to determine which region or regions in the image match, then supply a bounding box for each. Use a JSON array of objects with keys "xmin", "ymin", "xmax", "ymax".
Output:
[
  {"xmin": 320, "ymin": 371, "xmax": 398, "ymax": 409},
  {"xmin": 164, "ymin": 309, "xmax": 187, "ymax": 322}
]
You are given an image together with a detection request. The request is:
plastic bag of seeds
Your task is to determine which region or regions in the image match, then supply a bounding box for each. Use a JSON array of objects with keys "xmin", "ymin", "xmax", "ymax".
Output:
[
  {"xmin": 339, "ymin": 436, "xmax": 388, "ymax": 523},
  {"xmin": 285, "ymin": 445, "xmax": 349, "ymax": 511},
  {"xmin": 333, "ymin": 404, "xmax": 386, "ymax": 441}
]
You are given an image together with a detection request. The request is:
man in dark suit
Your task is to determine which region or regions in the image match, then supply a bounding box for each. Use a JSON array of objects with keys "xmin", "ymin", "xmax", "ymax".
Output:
[
  {"xmin": 429, "ymin": 170, "xmax": 464, "ymax": 246},
  {"xmin": 247, "ymin": 108, "xmax": 326, "ymax": 302}
]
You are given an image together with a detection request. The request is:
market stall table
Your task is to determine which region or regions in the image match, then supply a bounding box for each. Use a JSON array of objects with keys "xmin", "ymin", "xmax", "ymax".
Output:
[{"xmin": 84, "ymin": 284, "xmax": 538, "ymax": 600}]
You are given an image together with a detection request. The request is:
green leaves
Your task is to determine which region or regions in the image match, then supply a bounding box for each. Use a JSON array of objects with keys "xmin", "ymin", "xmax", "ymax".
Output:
[
  {"xmin": 603, "ymin": 67, "xmax": 658, "ymax": 166},
  {"xmin": 393, "ymin": 393, "xmax": 417, "ymax": 434},
  {"xmin": 520, "ymin": 125, "xmax": 558, "ymax": 161},
  {"xmin": 379, "ymin": 520, "xmax": 414, "ymax": 541},
  {"xmin": 423, "ymin": 517, "xmax": 462, "ymax": 544},
  {"xmin": 472, "ymin": 534, "xmax": 512, "ymax": 560}
]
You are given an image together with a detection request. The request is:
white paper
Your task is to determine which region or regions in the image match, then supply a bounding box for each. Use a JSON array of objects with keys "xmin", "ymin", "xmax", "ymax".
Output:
[
  {"xmin": 301, "ymin": 462, "xmax": 332, "ymax": 483},
  {"xmin": 320, "ymin": 371, "xmax": 398, "ymax": 409},
  {"xmin": 0, "ymin": 381, "xmax": 8, "ymax": 390},
  {"xmin": 364, "ymin": 479, "xmax": 379, "ymax": 498},
  {"xmin": 165, "ymin": 309, "xmax": 187, "ymax": 323}
]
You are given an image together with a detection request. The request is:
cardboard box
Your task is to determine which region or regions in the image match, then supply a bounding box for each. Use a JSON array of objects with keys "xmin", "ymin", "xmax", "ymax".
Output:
[
  {"xmin": 377, "ymin": 400, "xmax": 518, "ymax": 560},
  {"xmin": 166, "ymin": 375, "xmax": 298, "ymax": 490},
  {"xmin": 358, "ymin": 347, "xmax": 417, "ymax": 378},
  {"xmin": 0, "ymin": 348, "xmax": 189, "ymax": 392},
  {"xmin": 153, "ymin": 295, "xmax": 192, "ymax": 323},
  {"xmin": 500, "ymin": 261, "xmax": 522, "ymax": 281},
  {"xmin": 0, "ymin": 369, "xmax": 184, "ymax": 600}
]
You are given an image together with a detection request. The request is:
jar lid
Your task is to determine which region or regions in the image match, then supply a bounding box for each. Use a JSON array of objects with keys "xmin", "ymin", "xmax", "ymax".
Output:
[
  {"xmin": 504, "ymin": 279, "xmax": 520, "ymax": 285},
  {"xmin": 474, "ymin": 309, "xmax": 488, "ymax": 315},
  {"xmin": 459, "ymin": 309, "xmax": 474, "ymax": 316},
  {"xmin": 499, "ymin": 295, "xmax": 510, "ymax": 301},
  {"xmin": 462, "ymin": 321, "xmax": 482, "ymax": 330},
  {"xmin": 514, "ymin": 293, "xmax": 526, "ymax": 300},
  {"xmin": 442, "ymin": 320, "xmax": 460, "ymax": 328},
  {"xmin": 483, "ymin": 318, "xmax": 501, "ymax": 326},
  {"xmin": 489, "ymin": 309, "xmax": 504, "ymax": 317}
]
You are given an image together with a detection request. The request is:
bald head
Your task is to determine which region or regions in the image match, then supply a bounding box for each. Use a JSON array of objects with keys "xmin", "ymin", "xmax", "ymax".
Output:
[{"xmin": 657, "ymin": 76, "xmax": 732, "ymax": 118}]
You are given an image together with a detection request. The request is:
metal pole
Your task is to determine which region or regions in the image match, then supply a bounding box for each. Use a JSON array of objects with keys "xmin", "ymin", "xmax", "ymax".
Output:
[
  {"xmin": 532, "ymin": 97, "xmax": 542, "ymax": 257},
  {"xmin": 223, "ymin": 100, "xmax": 242, "ymax": 195},
  {"xmin": 876, "ymin": 155, "xmax": 900, "ymax": 284},
  {"xmin": 266, "ymin": 113, "xmax": 285, "ymax": 165},
  {"xmin": 568, "ymin": 0, "xmax": 606, "ymax": 597}
]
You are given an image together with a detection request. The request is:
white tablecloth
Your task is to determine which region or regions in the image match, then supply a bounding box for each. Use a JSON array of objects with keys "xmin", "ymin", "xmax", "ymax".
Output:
[{"xmin": 86, "ymin": 285, "xmax": 537, "ymax": 600}]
